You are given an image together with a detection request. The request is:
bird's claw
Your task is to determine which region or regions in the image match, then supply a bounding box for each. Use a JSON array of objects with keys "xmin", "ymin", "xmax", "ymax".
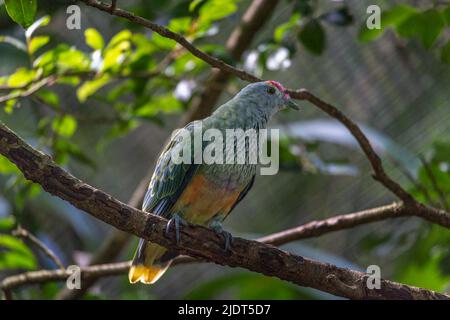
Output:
[
  {"xmin": 211, "ymin": 223, "xmax": 233, "ymax": 252},
  {"xmin": 165, "ymin": 214, "xmax": 187, "ymax": 244}
]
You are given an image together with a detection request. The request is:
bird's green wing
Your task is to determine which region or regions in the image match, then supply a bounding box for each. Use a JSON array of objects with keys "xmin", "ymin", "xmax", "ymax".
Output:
[{"xmin": 142, "ymin": 122, "xmax": 199, "ymax": 218}]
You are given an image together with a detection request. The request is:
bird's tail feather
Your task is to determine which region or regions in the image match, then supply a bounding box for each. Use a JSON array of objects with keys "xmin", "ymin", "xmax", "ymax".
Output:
[{"xmin": 128, "ymin": 239, "xmax": 174, "ymax": 284}]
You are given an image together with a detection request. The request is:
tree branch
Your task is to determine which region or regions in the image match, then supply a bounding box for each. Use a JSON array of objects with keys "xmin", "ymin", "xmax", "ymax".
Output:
[
  {"xmin": 1, "ymin": 201, "xmax": 449, "ymax": 299},
  {"xmin": 12, "ymin": 227, "xmax": 66, "ymax": 270},
  {"xmin": 2, "ymin": 200, "xmax": 447, "ymax": 294},
  {"xmin": 0, "ymin": 124, "xmax": 449, "ymax": 299}
]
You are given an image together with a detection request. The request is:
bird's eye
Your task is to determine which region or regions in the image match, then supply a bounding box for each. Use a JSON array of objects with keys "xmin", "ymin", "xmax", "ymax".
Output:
[{"xmin": 267, "ymin": 87, "xmax": 276, "ymax": 95}]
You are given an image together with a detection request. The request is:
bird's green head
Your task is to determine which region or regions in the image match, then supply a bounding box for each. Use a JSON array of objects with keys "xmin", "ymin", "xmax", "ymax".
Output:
[{"xmin": 236, "ymin": 81, "xmax": 299, "ymax": 117}]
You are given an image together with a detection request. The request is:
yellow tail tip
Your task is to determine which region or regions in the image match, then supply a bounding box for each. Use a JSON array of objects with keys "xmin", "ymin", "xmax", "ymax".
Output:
[{"xmin": 128, "ymin": 265, "xmax": 169, "ymax": 284}]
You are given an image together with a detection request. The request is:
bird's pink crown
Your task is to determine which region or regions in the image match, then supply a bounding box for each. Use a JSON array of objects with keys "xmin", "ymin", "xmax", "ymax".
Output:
[{"xmin": 266, "ymin": 80, "xmax": 290, "ymax": 99}]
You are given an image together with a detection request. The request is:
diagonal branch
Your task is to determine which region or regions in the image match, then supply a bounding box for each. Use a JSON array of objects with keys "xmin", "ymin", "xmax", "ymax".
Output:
[
  {"xmin": 1, "ymin": 122, "xmax": 449, "ymax": 299},
  {"xmin": 0, "ymin": 202, "xmax": 412, "ymax": 294},
  {"xmin": 2, "ymin": 200, "xmax": 448, "ymax": 295}
]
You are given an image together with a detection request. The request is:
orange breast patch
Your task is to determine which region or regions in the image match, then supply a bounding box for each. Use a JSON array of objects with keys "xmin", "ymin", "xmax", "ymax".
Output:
[{"xmin": 171, "ymin": 174, "xmax": 242, "ymax": 225}]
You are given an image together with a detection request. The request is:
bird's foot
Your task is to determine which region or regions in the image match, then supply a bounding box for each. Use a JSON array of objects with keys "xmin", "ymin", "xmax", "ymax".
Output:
[
  {"xmin": 209, "ymin": 221, "xmax": 233, "ymax": 252},
  {"xmin": 165, "ymin": 214, "xmax": 187, "ymax": 245}
]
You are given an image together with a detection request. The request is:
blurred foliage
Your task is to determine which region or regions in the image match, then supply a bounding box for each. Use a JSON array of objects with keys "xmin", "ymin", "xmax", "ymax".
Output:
[
  {"xmin": 0, "ymin": 215, "xmax": 37, "ymax": 270},
  {"xmin": 358, "ymin": 3, "xmax": 450, "ymax": 64},
  {"xmin": 359, "ymin": 139, "xmax": 450, "ymax": 292}
]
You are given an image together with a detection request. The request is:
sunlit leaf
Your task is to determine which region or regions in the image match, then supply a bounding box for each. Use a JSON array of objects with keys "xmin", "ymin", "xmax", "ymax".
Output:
[
  {"xmin": 197, "ymin": 0, "xmax": 239, "ymax": 32},
  {"xmin": 28, "ymin": 35, "xmax": 50, "ymax": 55},
  {"xmin": 4, "ymin": 99, "xmax": 17, "ymax": 114},
  {"xmin": 168, "ymin": 17, "xmax": 192, "ymax": 34},
  {"xmin": 0, "ymin": 156, "xmax": 20, "ymax": 174},
  {"xmin": 7, "ymin": 68, "xmax": 36, "ymax": 87},
  {"xmin": 77, "ymin": 74, "xmax": 111, "ymax": 102},
  {"xmin": 36, "ymin": 89, "xmax": 59, "ymax": 107},
  {"xmin": 106, "ymin": 30, "xmax": 132, "ymax": 49},
  {"xmin": 274, "ymin": 13, "xmax": 300, "ymax": 43},
  {"xmin": 34, "ymin": 44, "xmax": 90, "ymax": 72},
  {"xmin": 135, "ymin": 94, "xmax": 182, "ymax": 118},
  {"xmin": 0, "ymin": 234, "xmax": 38, "ymax": 270},
  {"xmin": 0, "ymin": 216, "xmax": 16, "ymax": 231},
  {"xmin": 85, "ymin": 28, "xmax": 104, "ymax": 51},
  {"xmin": 52, "ymin": 115, "xmax": 77, "ymax": 138}
]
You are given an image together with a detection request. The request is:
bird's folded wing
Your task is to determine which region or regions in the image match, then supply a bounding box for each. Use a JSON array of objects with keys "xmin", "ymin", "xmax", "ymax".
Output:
[{"xmin": 142, "ymin": 122, "xmax": 199, "ymax": 218}]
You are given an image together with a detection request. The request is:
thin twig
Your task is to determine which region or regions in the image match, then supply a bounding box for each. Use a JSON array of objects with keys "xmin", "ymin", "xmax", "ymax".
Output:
[
  {"xmin": 419, "ymin": 155, "xmax": 449, "ymax": 210},
  {"xmin": 388, "ymin": 155, "xmax": 434, "ymax": 205},
  {"xmin": 12, "ymin": 227, "xmax": 66, "ymax": 270}
]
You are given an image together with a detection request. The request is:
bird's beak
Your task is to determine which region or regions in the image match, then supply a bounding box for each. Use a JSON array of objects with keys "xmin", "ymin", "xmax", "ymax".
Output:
[{"xmin": 286, "ymin": 99, "xmax": 300, "ymax": 110}]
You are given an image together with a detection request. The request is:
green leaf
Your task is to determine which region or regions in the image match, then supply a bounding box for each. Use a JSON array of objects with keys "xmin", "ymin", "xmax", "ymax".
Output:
[
  {"xmin": 28, "ymin": 35, "xmax": 49, "ymax": 55},
  {"xmin": 135, "ymin": 94, "xmax": 182, "ymax": 118},
  {"xmin": 57, "ymin": 76, "xmax": 80, "ymax": 86},
  {"xmin": 197, "ymin": 0, "xmax": 239, "ymax": 32},
  {"xmin": 106, "ymin": 30, "xmax": 132, "ymax": 49},
  {"xmin": 168, "ymin": 17, "xmax": 192, "ymax": 34},
  {"xmin": 34, "ymin": 44, "xmax": 90, "ymax": 72},
  {"xmin": 441, "ymin": 41, "xmax": 450, "ymax": 64},
  {"xmin": 0, "ymin": 251, "xmax": 36, "ymax": 270},
  {"xmin": 397, "ymin": 9, "xmax": 445, "ymax": 48},
  {"xmin": 4, "ymin": 0, "xmax": 37, "ymax": 28},
  {"xmin": 25, "ymin": 15, "xmax": 50, "ymax": 39},
  {"xmin": 52, "ymin": 115, "xmax": 77, "ymax": 138},
  {"xmin": 0, "ymin": 234, "xmax": 37, "ymax": 270},
  {"xmin": 274, "ymin": 13, "xmax": 300, "ymax": 43},
  {"xmin": 36, "ymin": 89, "xmax": 59, "ymax": 107},
  {"xmin": 85, "ymin": 28, "xmax": 104, "ymax": 51},
  {"xmin": 0, "ymin": 36, "xmax": 27, "ymax": 52},
  {"xmin": 358, "ymin": 4, "xmax": 417, "ymax": 43},
  {"xmin": 0, "ymin": 156, "xmax": 20, "ymax": 174},
  {"xmin": 298, "ymin": 19, "xmax": 325, "ymax": 55},
  {"xmin": 0, "ymin": 216, "xmax": 16, "ymax": 231},
  {"xmin": 7, "ymin": 68, "xmax": 36, "ymax": 87},
  {"xmin": 102, "ymin": 32, "xmax": 132, "ymax": 71},
  {"xmin": 4, "ymin": 99, "xmax": 17, "ymax": 114},
  {"xmin": 442, "ymin": 6, "xmax": 450, "ymax": 25},
  {"xmin": 77, "ymin": 74, "xmax": 111, "ymax": 102}
]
